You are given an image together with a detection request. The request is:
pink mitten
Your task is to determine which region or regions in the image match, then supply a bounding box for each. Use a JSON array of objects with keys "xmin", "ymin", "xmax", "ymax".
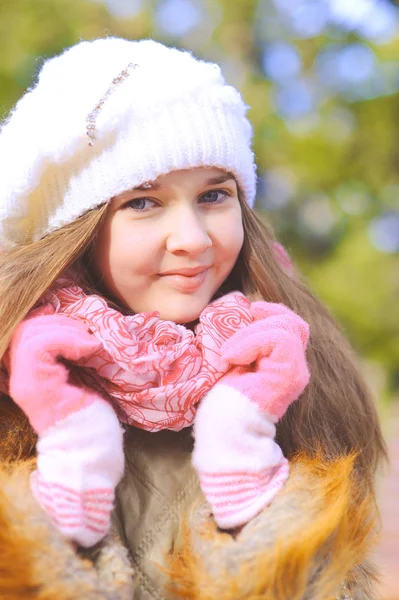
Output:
[
  {"xmin": 193, "ymin": 302, "xmax": 310, "ymax": 529},
  {"xmin": 8, "ymin": 313, "xmax": 125, "ymax": 547},
  {"xmin": 220, "ymin": 301, "xmax": 310, "ymax": 418}
]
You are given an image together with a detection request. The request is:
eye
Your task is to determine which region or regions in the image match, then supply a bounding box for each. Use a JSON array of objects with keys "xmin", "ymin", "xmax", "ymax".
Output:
[
  {"xmin": 122, "ymin": 197, "xmax": 158, "ymax": 211},
  {"xmin": 199, "ymin": 189, "xmax": 231, "ymax": 204}
]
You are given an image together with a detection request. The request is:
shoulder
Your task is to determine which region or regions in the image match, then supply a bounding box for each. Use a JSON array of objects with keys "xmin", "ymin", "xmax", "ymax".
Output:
[{"xmin": 168, "ymin": 452, "xmax": 380, "ymax": 600}]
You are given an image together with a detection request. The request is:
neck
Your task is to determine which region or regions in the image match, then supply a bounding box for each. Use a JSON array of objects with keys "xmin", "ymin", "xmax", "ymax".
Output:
[{"xmin": 182, "ymin": 319, "xmax": 199, "ymax": 333}]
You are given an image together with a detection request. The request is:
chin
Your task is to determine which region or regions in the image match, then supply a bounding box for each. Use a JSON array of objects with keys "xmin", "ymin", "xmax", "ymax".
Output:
[
  {"xmin": 162, "ymin": 310, "xmax": 202, "ymax": 325},
  {"xmin": 158, "ymin": 298, "xmax": 208, "ymax": 325}
]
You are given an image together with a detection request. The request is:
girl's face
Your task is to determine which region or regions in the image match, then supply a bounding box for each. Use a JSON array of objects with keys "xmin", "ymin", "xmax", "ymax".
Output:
[{"xmin": 94, "ymin": 167, "xmax": 244, "ymax": 323}]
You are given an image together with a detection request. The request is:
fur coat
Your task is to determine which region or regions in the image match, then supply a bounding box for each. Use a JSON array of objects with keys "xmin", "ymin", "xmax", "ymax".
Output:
[{"xmin": 0, "ymin": 396, "xmax": 380, "ymax": 600}]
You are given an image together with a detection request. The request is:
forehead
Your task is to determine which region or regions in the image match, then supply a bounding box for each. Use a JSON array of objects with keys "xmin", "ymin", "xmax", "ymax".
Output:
[{"xmin": 134, "ymin": 167, "xmax": 236, "ymax": 191}]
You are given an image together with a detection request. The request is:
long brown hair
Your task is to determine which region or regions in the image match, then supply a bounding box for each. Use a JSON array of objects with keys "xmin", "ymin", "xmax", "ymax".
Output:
[
  {"xmin": 0, "ymin": 195, "xmax": 386, "ymax": 486},
  {"xmin": 236, "ymin": 201, "xmax": 387, "ymax": 487}
]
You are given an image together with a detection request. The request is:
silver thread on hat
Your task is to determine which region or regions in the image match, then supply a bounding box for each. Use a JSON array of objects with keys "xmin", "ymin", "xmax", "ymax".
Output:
[{"xmin": 86, "ymin": 62, "xmax": 138, "ymax": 146}]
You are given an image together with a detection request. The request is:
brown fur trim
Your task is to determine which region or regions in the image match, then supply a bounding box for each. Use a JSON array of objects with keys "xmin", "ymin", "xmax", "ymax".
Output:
[
  {"xmin": 0, "ymin": 395, "xmax": 37, "ymax": 462},
  {"xmin": 166, "ymin": 453, "xmax": 380, "ymax": 600},
  {"xmin": 0, "ymin": 459, "xmax": 135, "ymax": 600}
]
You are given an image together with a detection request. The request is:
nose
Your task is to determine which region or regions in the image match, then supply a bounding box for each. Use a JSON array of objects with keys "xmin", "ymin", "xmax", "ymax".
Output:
[{"xmin": 166, "ymin": 206, "xmax": 212, "ymax": 255}]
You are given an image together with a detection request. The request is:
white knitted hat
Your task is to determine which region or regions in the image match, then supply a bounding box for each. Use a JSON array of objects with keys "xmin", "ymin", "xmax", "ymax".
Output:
[{"xmin": 0, "ymin": 37, "xmax": 256, "ymax": 248}]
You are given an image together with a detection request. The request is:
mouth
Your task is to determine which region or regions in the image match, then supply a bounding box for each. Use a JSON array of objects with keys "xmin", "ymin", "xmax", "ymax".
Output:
[
  {"xmin": 160, "ymin": 268, "xmax": 209, "ymax": 292},
  {"xmin": 160, "ymin": 266, "xmax": 210, "ymax": 277}
]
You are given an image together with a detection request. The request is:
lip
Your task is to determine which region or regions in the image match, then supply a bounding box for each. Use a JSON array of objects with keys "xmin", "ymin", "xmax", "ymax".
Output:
[
  {"xmin": 160, "ymin": 268, "xmax": 209, "ymax": 292},
  {"xmin": 160, "ymin": 266, "xmax": 210, "ymax": 276}
]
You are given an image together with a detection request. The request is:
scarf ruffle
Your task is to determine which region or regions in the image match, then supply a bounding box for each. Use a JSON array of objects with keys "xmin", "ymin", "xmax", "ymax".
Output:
[{"xmin": 31, "ymin": 283, "xmax": 256, "ymax": 431}]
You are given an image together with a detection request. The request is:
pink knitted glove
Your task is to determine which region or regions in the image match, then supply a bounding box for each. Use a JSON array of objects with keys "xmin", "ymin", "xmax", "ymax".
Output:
[
  {"xmin": 8, "ymin": 313, "xmax": 125, "ymax": 547},
  {"xmin": 193, "ymin": 302, "xmax": 310, "ymax": 529}
]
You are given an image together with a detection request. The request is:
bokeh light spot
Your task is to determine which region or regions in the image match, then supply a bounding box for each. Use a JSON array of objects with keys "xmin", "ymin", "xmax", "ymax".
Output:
[
  {"xmin": 105, "ymin": 0, "xmax": 143, "ymax": 18},
  {"xmin": 369, "ymin": 213, "xmax": 399, "ymax": 253},
  {"xmin": 155, "ymin": 0, "xmax": 201, "ymax": 37},
  {"xmin": 262, "ymin": 41, "xmax": 302, "ymax": 82}
]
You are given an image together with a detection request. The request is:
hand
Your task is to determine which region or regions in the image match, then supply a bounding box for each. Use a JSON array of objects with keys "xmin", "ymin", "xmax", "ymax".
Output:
[
  {"xmin": 193, "ymin": 386, "xmax": 289, "ymax": 529},
  {"xmin": 9, "ymin": 313, "xmax": 103, "ymax": 432},
  {"xmin": 193, "ymin": 303, "xmax": 310, "ymax": 530},
  {"xmin": 8, "ymin": 313, "xmax": 124, "ymax": 547},
  {"xmin": 220, "ymin": 302, "xmax": 310, "ymax": 419},
  {"xmin": 30, "ymin": 399, "xmax": 125, "ymax": 547}
]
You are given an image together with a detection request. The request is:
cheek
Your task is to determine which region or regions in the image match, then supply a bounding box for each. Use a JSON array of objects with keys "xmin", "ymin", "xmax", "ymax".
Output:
[
  {"xmin": 93, "ymin": 221, "xmax": 111, "ymax": 279},
  {"xmin": 96, "ymin": 219, "xmax": 160, "ymax": 283},
  {"xmin": 217, "ymin": 211, "xmax": 244, "ymax": 260},
  {"xmin": 93, "ymin": 219, "xmax": 132, "ymax": 281}
]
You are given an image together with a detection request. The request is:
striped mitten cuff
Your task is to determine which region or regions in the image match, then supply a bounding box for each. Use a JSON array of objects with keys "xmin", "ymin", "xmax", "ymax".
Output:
[{"xmin": 198, "ymin": 457, "xmax": 289, "ymax": 529}]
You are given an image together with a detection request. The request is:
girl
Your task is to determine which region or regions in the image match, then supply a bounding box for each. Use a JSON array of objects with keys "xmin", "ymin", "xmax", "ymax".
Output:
[{"xmin": 0, "ymin": 38, "xmax": 386, "ymax": 600}]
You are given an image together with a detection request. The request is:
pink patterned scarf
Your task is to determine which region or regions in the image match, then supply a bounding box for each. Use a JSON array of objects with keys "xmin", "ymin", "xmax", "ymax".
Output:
[{"xmin": 32, "ymin": 281, "xmax": 258, "ymax": 432}]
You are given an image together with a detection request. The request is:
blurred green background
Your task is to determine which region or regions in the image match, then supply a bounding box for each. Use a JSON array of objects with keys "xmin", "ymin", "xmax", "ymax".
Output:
[{"xmin": 1, "ymin": 0, "xmax": 398, "ymax": 404}]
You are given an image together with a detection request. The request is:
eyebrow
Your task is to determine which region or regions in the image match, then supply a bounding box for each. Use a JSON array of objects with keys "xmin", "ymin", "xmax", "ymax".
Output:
[{"xmin": 133, "ymin": 172, "xmax": 236, "ymax": 191}]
